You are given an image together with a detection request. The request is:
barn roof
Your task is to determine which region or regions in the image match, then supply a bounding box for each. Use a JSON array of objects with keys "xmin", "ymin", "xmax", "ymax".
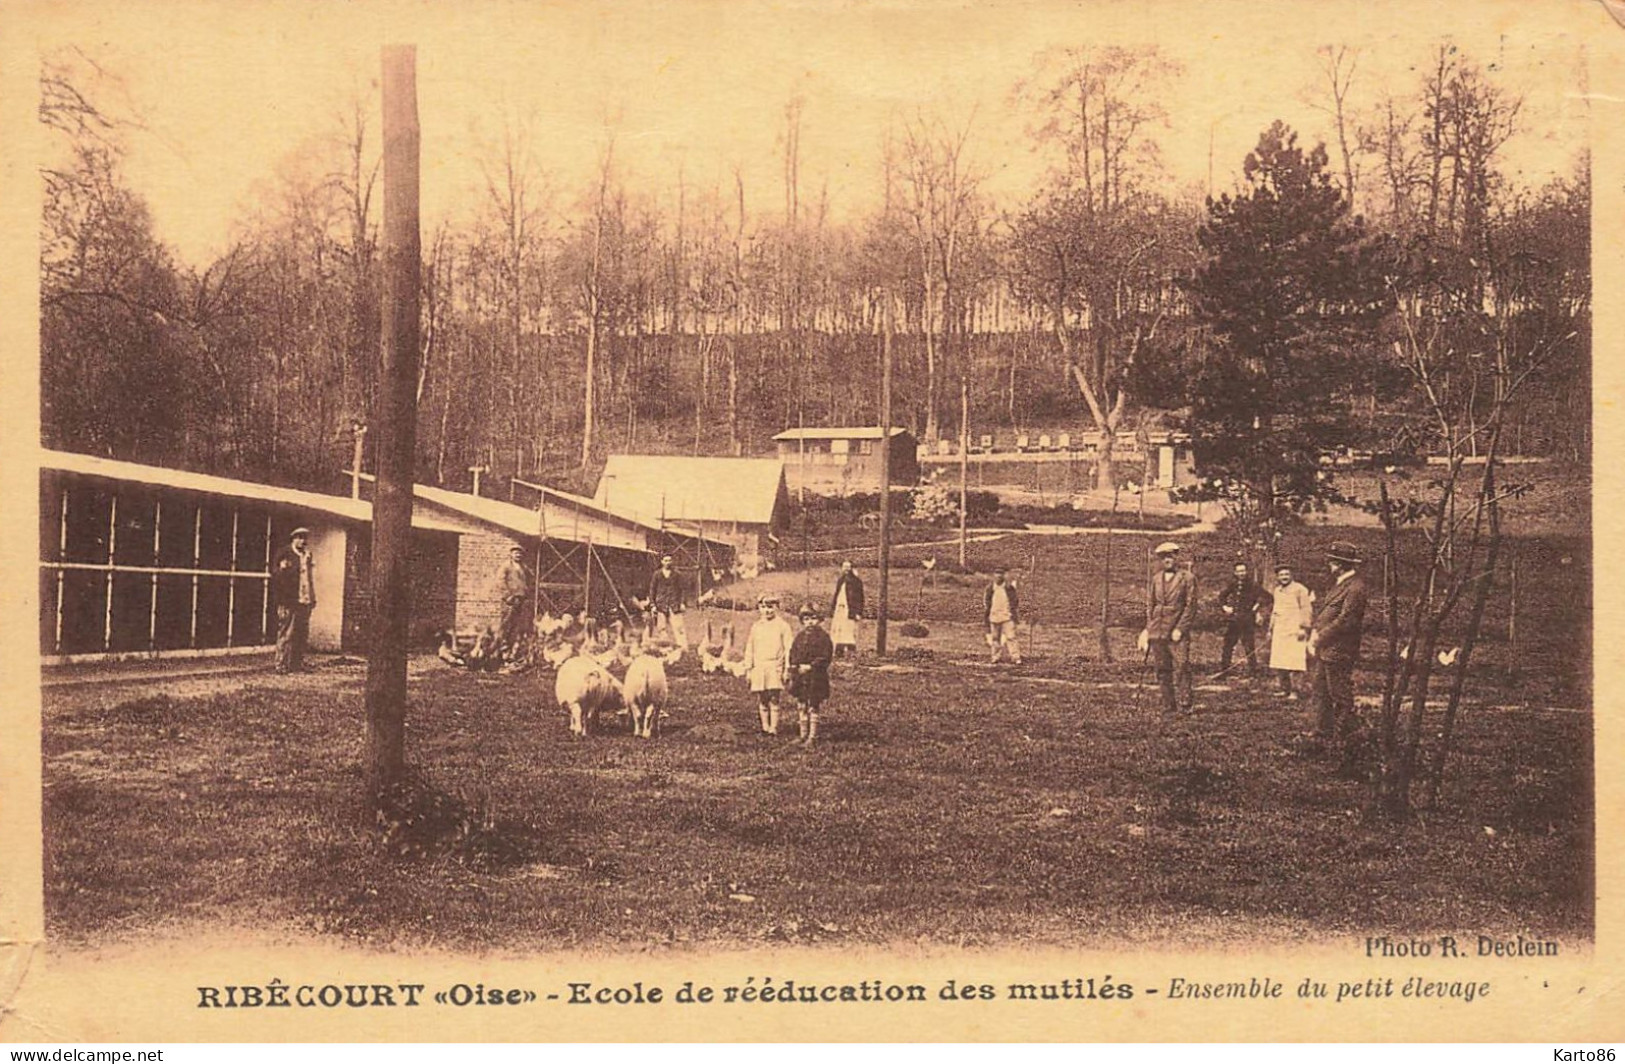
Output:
[
  {"xmin": 41, "ymin": 450, "xmax": 467, "ymax": 534},
  {"xmin": 595, "ymin": 455, "xmax": 786, "ymax": 526},
  {"xmin": 413, "ymin": 482, "xmax": 543, "ymax": 538},
  {"xmin": 772, "ymin": 426, "xmax": 911, "ymax": 442}
]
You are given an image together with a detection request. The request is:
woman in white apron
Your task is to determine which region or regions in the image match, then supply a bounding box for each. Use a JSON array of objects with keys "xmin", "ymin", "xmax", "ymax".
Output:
[{"xmin": 1268, "ymin": 564, "xmax": 1313, "ymax": 700}]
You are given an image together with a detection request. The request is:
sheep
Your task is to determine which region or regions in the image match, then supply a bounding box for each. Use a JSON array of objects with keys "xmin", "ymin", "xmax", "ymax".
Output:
[
  {"xmin": 623, "ymin": 649, "xmax": 670, "ymax": 739},
  {"xmin": 554, "ymin": 654, "xmax": 625, "ymax": 738}
]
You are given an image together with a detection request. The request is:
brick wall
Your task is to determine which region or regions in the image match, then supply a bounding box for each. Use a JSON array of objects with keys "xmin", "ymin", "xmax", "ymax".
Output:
[
  {"xmin": 343, "ymin": 529, "xmax": 460, "ymax": 651},
  {"xmin": 455, "ymin": 531, "xmax": 529, "ymax": 632}
]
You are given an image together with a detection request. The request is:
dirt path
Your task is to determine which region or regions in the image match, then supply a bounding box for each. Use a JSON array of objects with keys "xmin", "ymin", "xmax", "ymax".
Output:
[{"xmin": 794, "ymin": 518, "xmax": 1217, "ymax": 562}]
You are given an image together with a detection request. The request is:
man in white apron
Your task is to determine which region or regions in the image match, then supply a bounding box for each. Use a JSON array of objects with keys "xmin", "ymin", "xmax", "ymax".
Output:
[{"xmin": 1267, "ymin": 564, "xmax": 1313, "ymax": 700}]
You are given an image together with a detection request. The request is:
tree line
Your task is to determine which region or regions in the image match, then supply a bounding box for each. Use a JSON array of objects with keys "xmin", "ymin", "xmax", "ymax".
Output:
[{"xmin": 41, "ymin": 43, "xmax": 1588, "ymax": 501}]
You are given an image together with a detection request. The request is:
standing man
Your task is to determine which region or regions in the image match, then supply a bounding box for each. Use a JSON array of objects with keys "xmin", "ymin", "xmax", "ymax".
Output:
[
  {"xmin": 271, "ymin": 527, "xmax": 316, "ymax": 673},
  {"xmin": 1215, "ymin": 560, "xmax": 1266, "ymax": 680},
  {"xmin": 648, "ymin": 554, "xmax": 689, "ymax": 648},
  {"xmin": 1310, "ymin": 541, "xmax": 1370, "ymax": 767},
  {"xmin": 1143, "ymin": 541, "xmax": 1196, "ymax": 718},
  {"xmin": 983, "ymin": 566, "xmax": 1022, "ymax": 665},
  {"xmin": 828, "ymin": 559, "xmax": 865, "ymax": 659},
  {"xmin": 1267, "ymin": 564, "xmax": 1314, "ymax": 700},
  {"xmin": 496, "ymin": 544, "xmax": 532, "ymax": 661}
]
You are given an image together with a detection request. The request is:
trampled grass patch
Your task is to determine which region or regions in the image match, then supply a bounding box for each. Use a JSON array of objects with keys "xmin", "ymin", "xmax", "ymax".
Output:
[{"xmin": 44, "ymin": 636, "xmax": 1591, "ymax": 951}]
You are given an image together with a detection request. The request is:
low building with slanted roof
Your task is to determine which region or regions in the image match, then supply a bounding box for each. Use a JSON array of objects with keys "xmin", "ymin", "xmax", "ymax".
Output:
[
  {"xmin": 593, "ymin": 454, "xmax": 789, "ymax": 565},
  {"xmin": 772, "ymin": 426, "xmax": 920, "ymax": 495},
  {"xmin": 38, "ymin": 449, "xmax": 469, "ymax": 660}
]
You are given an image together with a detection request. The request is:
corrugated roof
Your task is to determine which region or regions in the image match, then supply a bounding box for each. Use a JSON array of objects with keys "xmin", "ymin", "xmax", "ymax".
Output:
[
  {"xmin": 596, "ymin": 455, "xmax": 786, "ymax": 526},
  {"xmin": 41, "ymin": 449, "xmax": 469, "ymax": 534},
  {"xmin": 772, "ymin": 426, "xmax": 909, "ymax": 441}
]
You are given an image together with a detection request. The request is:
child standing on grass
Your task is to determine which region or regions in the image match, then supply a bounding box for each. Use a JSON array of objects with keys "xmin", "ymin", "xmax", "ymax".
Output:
[
  {"xmin": 788, "ymin": 603, "xmax": 834, "ymax": 747},
  {"xmin": 742, "ymin": 593, "xmax": 796, "ymax": 736}
]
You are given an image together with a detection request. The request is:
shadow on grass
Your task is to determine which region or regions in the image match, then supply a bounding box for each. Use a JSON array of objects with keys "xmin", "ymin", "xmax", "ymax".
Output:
[{"xmin": 373, "ymin": 768, "xmax": 548, "ymax": 873}]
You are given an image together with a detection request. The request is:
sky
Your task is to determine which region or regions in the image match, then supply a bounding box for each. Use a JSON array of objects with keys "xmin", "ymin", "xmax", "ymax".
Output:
[{"xmin": 23, "ymin": 0, "xmax": 1596, "ymax": 269}]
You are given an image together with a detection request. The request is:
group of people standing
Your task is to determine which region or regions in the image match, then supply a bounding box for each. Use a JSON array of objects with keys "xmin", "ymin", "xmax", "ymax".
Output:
[
  {"xmin": 269, "ymin": 519, "xmax": 1370, "ymax": 762},
  {"xmin": 1146, "ymin": 538, "xmax": 1371, "ymax": 762}
]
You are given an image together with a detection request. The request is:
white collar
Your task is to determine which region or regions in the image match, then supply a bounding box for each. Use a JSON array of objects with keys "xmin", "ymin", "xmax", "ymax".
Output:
[{"xmin": 1337, "ymin": 570, "xmax": 1355, "ymax": 585}]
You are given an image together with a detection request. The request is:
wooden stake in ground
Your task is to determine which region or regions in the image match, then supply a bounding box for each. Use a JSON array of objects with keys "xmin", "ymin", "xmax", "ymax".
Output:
[
  {"xmin": 958, "ymin": 375, "xmax": 968, "ymax": 571},
  {"xmin": 875, "ymin": 299, "xmax": 893, "ymax": 657},
  {"xmin": 365, "ymin": 44, "xmax": 421, "ymax": 800}
]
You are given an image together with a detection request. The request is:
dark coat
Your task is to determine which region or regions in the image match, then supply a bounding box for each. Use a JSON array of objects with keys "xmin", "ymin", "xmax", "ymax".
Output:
[
  {"xmin": 270, "ymin": 547, "xmax": 312, "ymax": 609},
  {"xmin": 1146, "ymin": 568, "xmax": 1195, "ymax": 639},
  {"xmin": 1312, "ymin": 572, "xmax": 1369, "ymax": 662},
  {"xmin": 788, "ymin": 625, "xmax": 834, "ymax": 705},
  {"xmin": 983, "ymin": 582, "xmax": 1020, "ymax": 624},
  {"xmin": 1218, "ymin": 577, "xmax": 1266, "ymax": 627},
  {"xmin": 830, "ymin": 571, "xmax": 866, "ymax": 619},
  {"xmin": 649, "ymin": 568, "xmax": 686, "ymax": 612}
]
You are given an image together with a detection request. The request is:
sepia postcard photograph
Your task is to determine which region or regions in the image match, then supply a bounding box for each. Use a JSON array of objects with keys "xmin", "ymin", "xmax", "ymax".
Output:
[{"xmin": 0, "ymin": 0, "xmax": 1620, "ymax": 1044}]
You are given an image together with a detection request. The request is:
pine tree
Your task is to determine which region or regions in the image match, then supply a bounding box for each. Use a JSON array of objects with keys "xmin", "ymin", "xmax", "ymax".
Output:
[{"xmin": 1181, "ymin": 121, "xmax": 1388, "ymax": 540}]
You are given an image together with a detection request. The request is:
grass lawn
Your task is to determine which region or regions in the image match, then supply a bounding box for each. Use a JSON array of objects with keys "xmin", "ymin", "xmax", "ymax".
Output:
[{"xmin": 42, "ymin": 526, "xmax": 1591, "ymax": 953}]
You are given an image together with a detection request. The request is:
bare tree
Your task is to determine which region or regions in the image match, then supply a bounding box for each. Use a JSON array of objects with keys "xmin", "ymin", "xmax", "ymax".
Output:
[
  {"xmin": 898, "ymin": 108, "xmax": 984, "ymax": 442},
  {"xmin": 1306, "ymin": 45, "xmax": 1362, "ymax": 204},
  {"xmin": 1011, "ymin": 45, "xmax": 1185, "ymax": 490},
  {"xmin": 580, "ymin": 130, "xmax": 616, "ymax": 469}
]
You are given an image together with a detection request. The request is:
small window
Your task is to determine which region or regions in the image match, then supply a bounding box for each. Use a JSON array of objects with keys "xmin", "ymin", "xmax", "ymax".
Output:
[
  {"xmin": 831, "ymin": 439, "xmax": 851, "ymax": 455},
  {"xmin": 858, "ymin": 440, "xmax": 874, "ymax": 456}
]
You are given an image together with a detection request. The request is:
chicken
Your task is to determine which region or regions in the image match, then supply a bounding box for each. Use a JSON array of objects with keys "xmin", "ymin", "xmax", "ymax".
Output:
[
  {"xmin": 542, "ymin": 638, "xmax": 575, "ymax": 669},
  {"xmin": 698, "ymin": 621, "xmax": 728, "ymax": 675}
]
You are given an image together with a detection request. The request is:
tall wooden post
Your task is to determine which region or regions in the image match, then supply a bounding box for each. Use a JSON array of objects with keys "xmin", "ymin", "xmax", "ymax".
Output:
[
  {"xmin": 958, "ymin": 376, "xmax": 968, "ymax": 571},
  {"xmin": 365, "ymin": 44, "xmax": 420, "ymax": 800},
  {"xmin": 875, "ymin": 297, "xmax": 893, "ymax": 657},
  {"xmin": 350, "ymin": 422, "xmax": 368, "ymax": 499}
]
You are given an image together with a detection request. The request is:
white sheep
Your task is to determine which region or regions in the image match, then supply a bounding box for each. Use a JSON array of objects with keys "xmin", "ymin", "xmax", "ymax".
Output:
[
  {"xmin": 623, "ymin": 650, "xmax": 670, "ymax": 739},
  {"xmin": 554, "ymin": 655, "xmax": 625, "ymax": 739}
]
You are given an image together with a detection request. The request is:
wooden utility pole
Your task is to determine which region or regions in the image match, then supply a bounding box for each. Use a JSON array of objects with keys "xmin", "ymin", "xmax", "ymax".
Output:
[
  {"xmin": 365, "ymin": 44, "xmax": 420, "ymax": 801},
  {"xmin": 350, "ymin": 422, "xmax": 368, "ymax": 499},
  {"xmin": 958, "ymin": 376, "xmax": 968, "ymax": 571},
  {"xmin": 877, "ymin": 294, "xmax": 890, "ymax": 656}
]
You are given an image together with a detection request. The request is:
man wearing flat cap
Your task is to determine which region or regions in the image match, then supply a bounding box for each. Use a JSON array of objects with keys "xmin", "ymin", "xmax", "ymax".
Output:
[
  {"xmin": 1143, "ymin": 541, "xmax": 1196, "ymax": 717},
  {"xmin": 496, "ymin": 544, "xmax": 532, "ymax": 662},
  {"xmin": 1310, "ymin": 540, "xmax": 1370, "ymax": 766},
  {"xmin": 271, "ymin": 527, "xmax": 317, "ymax": 673}
]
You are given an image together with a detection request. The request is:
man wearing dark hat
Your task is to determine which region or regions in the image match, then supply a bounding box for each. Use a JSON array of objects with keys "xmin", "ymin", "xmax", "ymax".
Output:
[
  {"xmin": 1143, "ymin": 541, "xmax": 1196, "ymax": 717},
  {"xmin": 271, "ymin": 527, "xmax": 316, "ymax": 673},
  {"xmin": 1310, "ymin": 540, "xmax": 1370, "ymax": 764},
  {"xmin": 648, "ymin": 554, "xmax": 689, "ymax": 648}
]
